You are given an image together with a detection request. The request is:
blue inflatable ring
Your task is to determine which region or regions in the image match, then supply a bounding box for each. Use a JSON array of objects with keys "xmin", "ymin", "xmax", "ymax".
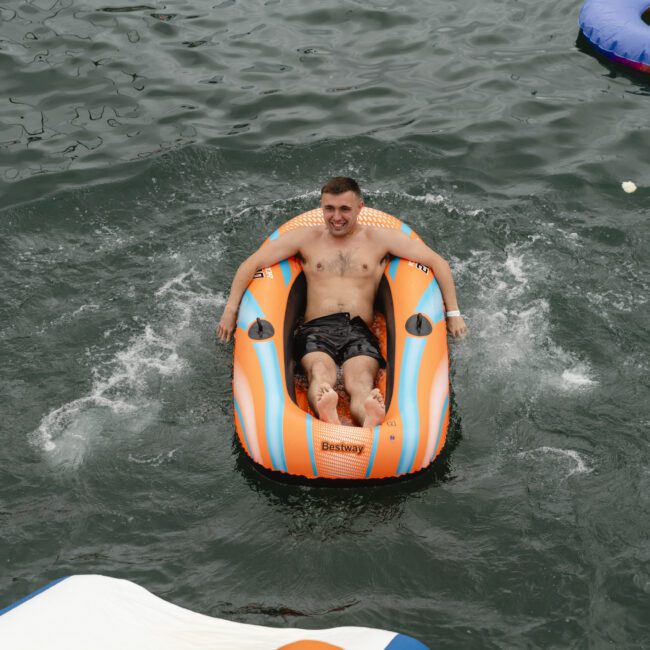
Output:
[{"xmin": 579, "ymin": 0, "xmax": 650, "ymax": 73}]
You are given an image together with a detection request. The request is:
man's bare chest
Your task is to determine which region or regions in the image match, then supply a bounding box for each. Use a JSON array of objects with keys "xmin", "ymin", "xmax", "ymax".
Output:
[{"xmin": 300, "ymin": 247, "xmax": 385, "ymax": 278}]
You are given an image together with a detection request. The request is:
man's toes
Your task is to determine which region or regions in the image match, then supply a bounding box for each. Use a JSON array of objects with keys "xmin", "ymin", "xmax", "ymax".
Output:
[{"xmin": 317, "ymin": 382, "xmax": 333, "ymax": 398}]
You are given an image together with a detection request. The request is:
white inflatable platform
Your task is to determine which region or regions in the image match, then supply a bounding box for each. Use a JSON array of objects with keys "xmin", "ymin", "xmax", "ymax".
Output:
[{"xmin": 0, "ymin": 574, "xmax": 428, "ymax": 650}]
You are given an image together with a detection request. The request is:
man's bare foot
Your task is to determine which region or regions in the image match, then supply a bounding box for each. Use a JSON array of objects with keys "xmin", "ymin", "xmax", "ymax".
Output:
[
  {"xmin": 316, "ymin": 383, "xmax": 340, "ymax": 424},
  {"xmin": 362, "ymin": 388, "xmax": 385, "ymax": 427}
]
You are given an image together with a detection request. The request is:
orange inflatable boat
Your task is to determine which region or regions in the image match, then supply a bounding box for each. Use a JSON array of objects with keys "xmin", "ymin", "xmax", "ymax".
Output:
[{"xmin": 232, "ymin": 207, "xmax": 450, "ymax": 480}]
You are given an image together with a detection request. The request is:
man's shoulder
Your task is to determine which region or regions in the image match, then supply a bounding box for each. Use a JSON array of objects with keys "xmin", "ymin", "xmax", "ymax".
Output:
[
  {"xmin": 364, "ymin": 225, "xmax": 425, "ymax": 257},
  {"xmin": 299, "ymin": 225, "xmax": 326, "ymax": 239},
  {"xmin": 282, "ymin": 225, "xmax": 324, "ymax": 240},
  {"xmin": 288, "ymin": 225, "xmax": 325, "ymax": 249},
  {"xmin": 363, "ymin": 225, "xmax": 393, "ymax": 243}
]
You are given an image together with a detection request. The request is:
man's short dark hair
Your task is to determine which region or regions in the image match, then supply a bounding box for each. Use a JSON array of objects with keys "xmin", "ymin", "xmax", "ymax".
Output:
[{"xmin": 320, "ymin": 177, "xmax": 362, "ymax": 198}]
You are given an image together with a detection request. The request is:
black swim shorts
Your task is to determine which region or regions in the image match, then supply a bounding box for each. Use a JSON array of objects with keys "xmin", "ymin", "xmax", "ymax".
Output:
[{"xmin": 293, "ymin": 312, "xmax": 386, "ymax": 368}]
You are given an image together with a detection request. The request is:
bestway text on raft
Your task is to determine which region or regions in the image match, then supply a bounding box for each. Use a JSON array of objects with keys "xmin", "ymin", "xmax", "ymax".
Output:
[{"xmin": 321, "ymin": 441, "xmax": 365, "ymax": 455}]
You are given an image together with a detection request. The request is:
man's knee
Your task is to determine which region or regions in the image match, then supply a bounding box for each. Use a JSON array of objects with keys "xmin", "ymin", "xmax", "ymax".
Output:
[
  {"xmin": 310, "ymin": 362, "xmax": 336, "ymax": 382},
  {"xmin": 303, "ymin": 353, "xmax": 337, "ymax": 383},
  {"xmin": 343, "ymin": 357, "xmax": 378, "ymax": 394}
]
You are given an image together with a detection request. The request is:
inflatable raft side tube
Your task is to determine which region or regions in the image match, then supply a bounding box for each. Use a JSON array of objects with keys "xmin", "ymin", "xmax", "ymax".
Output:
[
  {"xmin": 579, "ymin": 0, "xmax": 650, "ymax": 72},
  {"xmin": 305, "ymin": 413, "xmax": 318, "ymax": 476},
  {"xmin": 396, "ymin": 335, "xmax": 427, "ymax": 474},
  {"xmin": 253, "ymin": 340, "xmax": 287, "ymax": 471},
  {"xmin": 283, "ymin": 271, "xmax": 307, "ymax": 403},
  {"xmin": 365, "ymin": 424, "xmax": 381, "ymax": 478},
  {"xmin": 233, "ymin": 208, "xmax": 450, "ymax": 481}
]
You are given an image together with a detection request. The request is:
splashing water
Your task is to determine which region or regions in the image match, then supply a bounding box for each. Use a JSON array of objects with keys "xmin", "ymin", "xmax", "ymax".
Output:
[
  {"xmin": 517, "ymin": 446, "xmax": 592, "ymax": 477},
  {"xmin": 31, "ymin": 268, "xmax": 223, "ymax": 466}
]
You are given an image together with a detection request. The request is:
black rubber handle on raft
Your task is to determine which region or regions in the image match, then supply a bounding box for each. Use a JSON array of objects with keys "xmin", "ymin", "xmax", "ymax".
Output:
[
  {"xmin": 248, "ymin": 318, "xmax": 275, "ymax": 340},
  {"xmin": 405, "ymin": 312, "xmax": 432, "ymax": 336}
]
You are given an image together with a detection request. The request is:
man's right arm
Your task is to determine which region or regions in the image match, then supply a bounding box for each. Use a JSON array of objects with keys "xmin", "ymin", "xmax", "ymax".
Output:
[
  {"xmin": 377, "ymin": 229, "xmax": 468, "ymax": 338},
  {"xmin": 217, "ymin": 229, "xmax": 304, "ymax": 342}
]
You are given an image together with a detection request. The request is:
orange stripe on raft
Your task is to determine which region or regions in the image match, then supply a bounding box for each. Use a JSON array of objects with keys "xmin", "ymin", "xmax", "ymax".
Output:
[
  {"xmin": 233, "ymin": 360, "xmax": 262, "ymax": 464},
  {"xmin": 431, "ymin": 391, "xmax": 450, "ymax": 463},
  {"xmin": 421, "ymin": 352, "xmax": 449, "ymax": 468},
  {"xmin": 369, "ymin": 423, "xmax": 402, "ymax": 479},
  {"xmin": 410, "ymin": 338, "xmax": 435, "ymax": 472},
  {"xmin": 283, "ymin": 401, "xmax": 314, "ymax": 478},
  {"xmin": 279, "ymin": 207, "xmax": 405, "ymax": 233},
  {"xmin": 234, "ymin": 337, "xmax": 273, "ymax": 468}
]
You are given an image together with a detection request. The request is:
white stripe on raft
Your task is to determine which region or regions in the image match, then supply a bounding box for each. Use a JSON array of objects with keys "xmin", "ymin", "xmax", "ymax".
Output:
[
  {"xmin": 423, "ymin": 357, "xmax": 450, "ymax": 468},
  {"xmin": 233, "ymin": 362, "xmax": 263, "ymax": 465}
]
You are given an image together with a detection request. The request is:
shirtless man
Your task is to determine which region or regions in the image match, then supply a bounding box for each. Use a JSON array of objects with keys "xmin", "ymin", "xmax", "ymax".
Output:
[{"xmin": 217, "ymin": 177, "xmax": 467, "ymax": 427}]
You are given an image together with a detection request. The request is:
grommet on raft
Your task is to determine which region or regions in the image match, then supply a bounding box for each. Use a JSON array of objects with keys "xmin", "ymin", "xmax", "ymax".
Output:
[
  {"xmin": 579, "ymin": 0, "xmax": 650, "ymax": 73},
  {"xmin": 232, "ymin": 207, "xmax": 451, "ymax": 481},
  {"xmin": 0, "ymin": 575, "xmax": 430, "ymax": 649}
]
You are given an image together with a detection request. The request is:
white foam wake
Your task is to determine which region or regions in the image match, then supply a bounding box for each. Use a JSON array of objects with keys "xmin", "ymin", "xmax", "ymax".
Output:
[
  {"xmin": 452, "ymin": 242, "xmax": 598, "ymax": 394},
  {"xmin": 369, "ymin": 189, "xmax": 485, "ymax": 219},
  {"xmin": 518, "ymin": 446, "xmax": 592, "ymax": 477},
  {"xmin": 31, "ymin": 268, "xmax": 224, "ymax": 466}
]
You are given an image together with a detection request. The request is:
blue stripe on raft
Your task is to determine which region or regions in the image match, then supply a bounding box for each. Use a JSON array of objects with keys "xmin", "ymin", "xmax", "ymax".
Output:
[
  {"xmin": 279, "ymin": 258, "xmax": 292, "ymax": 285},
  {"xmin": 233, "ymin": 397, "xmax": 252, "ymax": 458},
  {"xmin": 386, "ymin": 633, "xmax": 430, "ymax": 650},
  {"xmin": 397, "ymin": 337, "xmax": 426, "ymax": 475},
  {"xmin": 269, "ymin": 229, "xmax": 279, "ymax": 240},
  {"xmin": 237, "ymin": 290, "xmax": 264, "ymax": 331},
  {"xmin": 400, "ymin": 222, "xmax": 413, "ymax": 236},
  {"xmin": 415, "ymin": 279, "xmax": 445, "ymax": 324},
  {"xmin": 365, "ymin": 425, "xmax": 381, "ymax": 478},
  {"xmin": 388, "ymin": 256, "xmax": 400, "ymax": 280},
  {"xmin": 0, "ymin": 577, "xmax": 69, "ymax": 616},
  {"xmin": 431, "ymin": 394, "xmax": 449, "ymax": 463},
  {"xmin": 306, "ymin": 414, "xmax": 318, "ymax": 477},
  {"xmin": 253, "ymin": 341, "xmax": 286, "ymax": 471}
]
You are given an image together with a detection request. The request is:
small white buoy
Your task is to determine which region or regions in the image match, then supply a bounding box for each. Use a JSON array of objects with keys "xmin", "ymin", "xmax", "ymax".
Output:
[{"xmin": 622, "ymin": 181, "xmax": 637, "ymax": 193}]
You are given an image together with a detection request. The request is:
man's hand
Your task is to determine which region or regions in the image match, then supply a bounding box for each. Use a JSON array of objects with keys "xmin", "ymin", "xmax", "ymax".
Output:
[
  {"xmin": 446, "ymin": 315, "xmax": 467, "ymax": 339},
  {"xmin": 217, "ymin": 306, "xmax": 237, "ymax": 343}
]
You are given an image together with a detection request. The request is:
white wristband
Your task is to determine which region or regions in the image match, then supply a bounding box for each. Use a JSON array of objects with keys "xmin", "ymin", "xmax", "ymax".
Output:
[{"xmin": 446, "ymin": 310, "xmax": 461, "ymax": 318}]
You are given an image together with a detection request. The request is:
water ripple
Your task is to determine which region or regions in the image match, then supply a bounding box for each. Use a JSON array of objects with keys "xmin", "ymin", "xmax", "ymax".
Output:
[{"xmin": 2, "ymin": 0, "xmax": 649, "ymax": 193}]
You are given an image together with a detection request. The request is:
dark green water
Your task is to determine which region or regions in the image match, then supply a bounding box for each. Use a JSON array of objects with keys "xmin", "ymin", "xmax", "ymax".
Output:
[{"xmin": 1, "ymin": 1, "xmax": 649, "ymax": 647}]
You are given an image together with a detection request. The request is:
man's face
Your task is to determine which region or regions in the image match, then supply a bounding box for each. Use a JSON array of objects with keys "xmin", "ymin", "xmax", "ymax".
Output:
[{"xmin": 320, "ymin": 191, "xmax": 364, "ymax": 237}]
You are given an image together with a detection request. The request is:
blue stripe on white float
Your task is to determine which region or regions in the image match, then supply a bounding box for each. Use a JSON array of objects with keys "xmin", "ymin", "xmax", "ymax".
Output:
[
  {"xmin": 396, "ymin": 336, "xmax": 426, "ymax": 475},
  {"xmin": 253, "ymin": 341, "xmax": 287, "ymax": 472}
]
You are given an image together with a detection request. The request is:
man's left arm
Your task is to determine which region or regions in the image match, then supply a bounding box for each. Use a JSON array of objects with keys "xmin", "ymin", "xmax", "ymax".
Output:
[{"xmin": 380, "ymin": 230, "xmax": 468, "ymax": 338}]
